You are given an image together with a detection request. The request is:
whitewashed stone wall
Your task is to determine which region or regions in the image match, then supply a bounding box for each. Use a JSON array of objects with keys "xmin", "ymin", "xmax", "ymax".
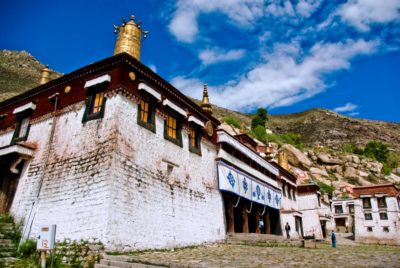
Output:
[
  {"xmin": 354, "ymin": 197, "xmax": 400, "ymax": 245},
  {"xmin": 297, "ymin": 193, "xmax": 324, "ymax": 239},
  {"xmin": 0, "ymin": 93, "xmax": 225, "ymax": 250},
  {"xmin": 279, "ymin": 182, "xmax": 300, "ymax": 239},
  {"xmin": 105, "ymin": 95, "xmax": 225, "ymax": 251}
]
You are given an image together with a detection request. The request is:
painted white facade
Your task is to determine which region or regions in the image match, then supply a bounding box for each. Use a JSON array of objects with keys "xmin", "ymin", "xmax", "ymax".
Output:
[
  {"xmin": 354, "ymin": 196, "xmax": 400, "ymax": 245},
  {"xmin": 0, "ymin": 92, "xmax": 225, "ymax": 250},
  {"xmin": 297, "ymin": 192, "xmax": 335, "ymax": 240}
]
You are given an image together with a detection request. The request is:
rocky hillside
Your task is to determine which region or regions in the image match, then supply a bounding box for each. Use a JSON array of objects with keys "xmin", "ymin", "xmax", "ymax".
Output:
[{"xmin": 0, "ymin": 50, "xmax": 61, "ymax": 101}]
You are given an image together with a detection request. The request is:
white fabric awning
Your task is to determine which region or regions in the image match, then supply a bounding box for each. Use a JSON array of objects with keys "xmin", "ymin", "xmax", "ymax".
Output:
[
  {"xmin": 138, "ymin": 83, "xmax": 162, "ymax": 101},
  {"xmin": 188, "ymin": 116, "xmax": 204, "ymax": 127},
  {"xmin": 0, "ymin": 144, "xmax": 34, "ymax": 158},
  {"xmin": 13, "ymin": 102, "xmax": 36, "ymax": 114},
  {"xmin": 163, "ymin": 99, "xmax": 187, "ymax": 117},
  {"xmin": 84, "ymin": 74, "xmax": 111, "ymax": 88}
]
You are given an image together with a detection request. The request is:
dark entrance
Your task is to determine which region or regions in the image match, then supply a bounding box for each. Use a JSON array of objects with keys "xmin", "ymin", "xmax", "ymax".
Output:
[
  {"xmin": 320, "ymin": 220, "xmax": 327, "ymax": 238},
  {"xmin": 295, "ymin": 216, "xmax": 304, "ymax": 237},
  {"xmin": 0, "ymin": 159, "xmax": 25, "ymax": 213},
  {"xmin": 222, "ymin": 192, "xmax": 282, "ymax": 235}
]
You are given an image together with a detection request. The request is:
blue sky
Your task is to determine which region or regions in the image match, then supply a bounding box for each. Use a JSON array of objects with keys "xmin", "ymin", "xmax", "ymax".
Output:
[{"xmin": 1, "ymin": 0, "xmax": 399, "ymax": 122}]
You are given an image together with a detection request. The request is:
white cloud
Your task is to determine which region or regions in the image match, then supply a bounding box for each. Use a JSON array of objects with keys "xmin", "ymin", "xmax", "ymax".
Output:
[
  {"xmin": 173, "ymin": 39, "xmax": 378, "ymax": 111},
  {"xmin": 199, "ymin": 48, "xmax": 245, "ymax": 65},
  {"xmin": 296, "ymin": 0, "xmax": 322, "ymax": 18},
  {"xmin": 148, "ymin": 64, "xmax": 157, "ymax": 73},
  {"xmin": 334, "ymin": 102, "xmax": 358, "ymax": 112},
  {"xmin": 348, "ymin": 112, "xmax": 360, "ymax": 116},
  {"xmin": 168, "ymin": 0, "xmax": 264, "ymax": 42},
  {"xmin": 338, "ymin": 0, "xmax": 400, "ymax": 31}
]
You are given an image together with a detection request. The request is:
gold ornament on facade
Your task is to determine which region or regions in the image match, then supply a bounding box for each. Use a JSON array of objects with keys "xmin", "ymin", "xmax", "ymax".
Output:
[
  {"xmin": 129, "ymin": 72, "xmax": 136, "ymax": 81},
  {"xmin": 240, "ymin": 122, "xmax": 247, "ymax": 134},
  {"xmin": 39, "ymin": 66, "xmax": 52, "ymax": 85},
  {"xmin": 278, "ymin": 151, "xmax": 289, "ymax": 171},
  {"xmin": 113, "ymin": 15, "xmax": 149, "ymax": 61},
  {"xmin": 201, "ymin": 83, "xmax": 212, "ymax": 114},
  {"xmin": 205, "ymin": 121, "xmax": 214, "ymax": 137},
  {"xmin": 64, "ymin": 86, "xmax": 71, "ymax": 94}
]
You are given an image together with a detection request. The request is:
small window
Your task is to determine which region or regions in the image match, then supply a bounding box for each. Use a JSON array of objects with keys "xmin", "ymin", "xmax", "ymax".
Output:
[
  {"xmin": 282, "ymin": 181, "xmax": 286, "ymax": 197},
  {"xmin": 335, "ymin": 205, "xmax": 343, "ymax": 214},
  {"xmin": 317, "ymin": 194, "xmax": 321, "ymax": 207},
  {"xmin": 83, "ymin": 90, "xmax": 106, "ymax": 122},
  {"xmin": 287, "ymin": 185, "xmax": 292, "ymax": 200},
  {"xmin": 364, "ymin": 213, "xmax": 373, "ymax": 220},
  {"xmin": 367, "ymin": 227, "xmax": 373, "ymax": 232},
  {"xmin": 383, "ymin": 227, "xmax": 389, "ymax": 232},
  {"xmin": 379, "ymin": 212, "xmax": 388, "ymax": 220},
  {"xmin": 12, "ymin": 116, "xmax": 31, "ymax": 143},
  {"xmin": 164, "ymin": 114, "xmax": 182, "ymax": 147},
  {"xmin": 362, "ymin": 198, "xmax": 372, "ymax": 209},
  {"xmin": 348, "ymin": 204, "xmax": 355, "ymax": 214},
  {"xmin": 292, "ymin": 189, "xmax": 296, "ymax": 201},
  {"xmin": 377, "ymin": 197, "xmax": 387, "ymax": 208},
  {"xmin": 137, "ymin": 99, "xmax": 156, "ymax": 132},
  {"xmin": 188, "ymin": 126, "xmax": 202, "ymax": 155}
]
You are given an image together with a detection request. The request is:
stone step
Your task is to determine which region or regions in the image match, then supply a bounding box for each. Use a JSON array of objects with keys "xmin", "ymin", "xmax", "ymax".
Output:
[
  {"xmin": 0, "ymin": 251, "xmax": 16, "ymax": 257},
  {"xmin": 0, "ymin": 256, "xmax": 19, "ymax": 267},
  {"xmin": 102, "ymin": 255, "xmax": 167, "ymax": 267},
  {"xmin": 100, "ymin": 259, "xmax": 164, "ymax": 268},
  {"xmin": 95, "ymin": 265, "xmax": 120, "ymax": 268},
  {"xmin": 0, "ymin": 239, "xmax": 12, "ymax": 244}
]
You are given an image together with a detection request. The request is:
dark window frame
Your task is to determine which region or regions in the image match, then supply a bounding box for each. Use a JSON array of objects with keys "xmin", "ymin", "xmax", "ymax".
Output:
[
  {"xmin": 335, "ymin": 205, "xmax": 343, "ymax": 214},
  {"xmin": 11, "ymin": 110, "xmax": 33, "ymax": 144},
  {"xmin": 292, "ymin": 189, "xmax": 296, "ymax": 201},
  {"xmin": 82, "ymin": 83, "xmax": 107, "ymax": 123},
  {"xmin": 164, "ymin": 110, "xmax": 183, "ymax": 147},
  {"xmin": 188, "ymin": 123, "xmax": 202, "ymax": 156},
  {"xmin": 362, "ymin": 197, "xmax": 372, "ymax": 209},
  {"xmin": 364, "ymin": 213, "xmax": 373, "ymax": 220},
  {"xmin": 377, "ymin": 196, "xmax": 387, "ymax": 209},
  {"xmin": 348, "ymin": 204, "xmax": 355, "ymax": 214},
  {"xmin": 282, "ymin": 181, "xmax": 286, "ymax": 197},
  {"xmin": 379, "ymin": 212, "xmax": 388, "ymax": 220},
  {"xmin": 137, "ymin": 93, "xmax": 156, "ymax": 133}
]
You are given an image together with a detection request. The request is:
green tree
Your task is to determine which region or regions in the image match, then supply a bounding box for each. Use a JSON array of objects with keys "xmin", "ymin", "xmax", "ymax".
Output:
[
  {"xmin": 363, "ymin": 141, "xmax": 389, "ymax": 163},
  {"xmin": 251, "ymin": 108, "xmax": 268, "ymax": 130},
  {"xmin": 250, "ymin": 125, "xmax": 267, "ymax": 143},
  {"xmin": 387, "ymin": 152, "xmax": 400, "ymax": 169}
]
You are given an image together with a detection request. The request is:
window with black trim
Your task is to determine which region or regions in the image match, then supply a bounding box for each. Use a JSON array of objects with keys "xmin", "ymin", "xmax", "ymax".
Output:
[
  {"xmin": 82, "ymin": 87, "xmax": 107, "ymax": 123},
  {"xmin": 292, "ymin": 189, "xmax": 296, "ymax": 201},
  {"xmin": 383, "ymin": 227, "xmax": 389, "ymax": 232},
  {"xmin": 164, "ymin": 113, "xmax": 182, "ymax": 147},
  {"xmin": 335, "ymin": 205, "xmax": 343, "ymax": 214},
  {"xmin": 367, "ymin": 227, "xmax": 373, "ymax": 232},
  {"xmin": 348, "ymin": 204, "xmax": 354, "ymax": 214},
  {"xmin": 188, "ymin": 125, "xmax": 202, "ymax": 155},
  {"xmin": 137, "ymin": 97, "xmax": 156, "ymax": 132},
  {"xmin": 282, "ymin": 181, "xmax": 286, "ymax": 197},
  {"xmin": 377, "ymin": 197, "xmax": 387, "ymax": 208},
  {"xmin": 287, "ymin": 185, "xmax": 292, "ymax": 199},
  {"xmin": 379, "ymin": 212, "xmax": 388, "ymax": 220},
  {"xmin": 362, "ymin": 197, "xmax": 372, "ymax": 209},
  {"xmin": 12, "ymin": 116, "xmax": 31, "ymax": 144},
  {"xmin": 364, "ymin": 213, "xmax": 373, "ymax": 220}
]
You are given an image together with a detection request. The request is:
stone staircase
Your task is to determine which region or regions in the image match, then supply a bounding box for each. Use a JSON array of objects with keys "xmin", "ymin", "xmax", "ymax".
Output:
[
  {"xmin": 95, "ymin": 254, "xmax": 166, "ymax": 268},
  {"xmin": 0, "ymin": 214, "xmax": 19, "ymax": 267},
  {"xmin": 226, "ymin": 232, "xmax": 303, "ymax": 247}
]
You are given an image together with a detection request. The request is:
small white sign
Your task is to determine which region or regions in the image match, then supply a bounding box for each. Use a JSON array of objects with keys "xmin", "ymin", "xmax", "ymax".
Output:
[{"xmin": 37, "ymin": 225, "xmax": 56, "ymax": 250}]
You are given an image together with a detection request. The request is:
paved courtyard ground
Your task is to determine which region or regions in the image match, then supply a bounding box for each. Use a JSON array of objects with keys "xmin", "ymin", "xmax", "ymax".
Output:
[{"xmin": 117, "ymin": 243, "xmax": 400, "ymax": 268}]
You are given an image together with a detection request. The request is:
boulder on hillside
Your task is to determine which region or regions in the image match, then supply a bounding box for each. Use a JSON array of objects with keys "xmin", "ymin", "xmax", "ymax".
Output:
[
  {"xmin": 310, "ymin": 167, "xmax": 329, "ymax": 177},
  {"xmin": 352, "ymin": 155, "xmax": 360, "ymax": 164},
  {"xmin": 279, "ymin": 144, "xmax": 312, "ymax": 169},
  {"xmin": 344, "ymin": 166, "xmax": 357, "ymax": 178},
  {"xmin": 369, "ymin": 162, "xmax": 383, "ymax": 173},
  {"xmin": 318, "ymin": 153, "xmax": 343, "ymax": 165},
  {"xmin": 393, "ymin": 167, "xmax": 400, "ymax": 174},
  {"xmin": 385, "ymin": 173, "xmax": 400, "ymax": 183}
]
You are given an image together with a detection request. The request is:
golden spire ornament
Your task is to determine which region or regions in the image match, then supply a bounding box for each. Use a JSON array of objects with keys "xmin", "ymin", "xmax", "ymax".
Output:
[
  {"xmin": 201, "ymin": 83, "xmax": 212, "ymax": 114},
  {"xmin": 113, "ymin": 15, "xmax": 149, "ymax": 61}
]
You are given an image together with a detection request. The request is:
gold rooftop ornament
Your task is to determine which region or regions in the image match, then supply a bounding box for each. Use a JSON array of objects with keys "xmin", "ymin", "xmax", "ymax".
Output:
[
  {"xmin": 39, "ymin": 66, "xmax": 52, "ymax": 85},
  {"xmin": 113, "ymin": 15, "xmax": 149, "ymax": 61},
  {"xmin": 201, "ymin": 83, "xmax": 212, "ymax": 114}
]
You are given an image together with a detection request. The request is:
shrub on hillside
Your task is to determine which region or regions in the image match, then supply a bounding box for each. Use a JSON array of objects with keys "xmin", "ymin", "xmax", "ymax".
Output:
[
  {"xmin": 251, "ymin": 108, "xmax": 268, "ymax": 130},
  {"xmin": 363, "ymin": 141, "xmax": 389, "ymax": 163},
  {"xmin": 222, "ymin": 116, "xmax": 241, "ymax": 129},
  {"xmin": 250, "ymin": 125, "xmax": 267, "ymax": 143}
]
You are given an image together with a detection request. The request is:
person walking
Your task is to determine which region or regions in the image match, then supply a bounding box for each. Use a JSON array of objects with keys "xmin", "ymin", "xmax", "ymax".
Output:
[
  {"xmin": 259, "ymin": 219, "xmax": 265, "ymax": 234},
  {"xmin": 285, "ymin": 222, "xmax": 291, "ymax": 239},
  {"xmin": 331, "ymin": 230, "xmax": 337, "ymax": 248}
]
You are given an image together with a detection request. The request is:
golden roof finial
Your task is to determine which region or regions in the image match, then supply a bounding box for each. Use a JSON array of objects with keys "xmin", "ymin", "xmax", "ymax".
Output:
[
  {"xmin": 113, "ymin": 15, "xmax": 149, "ymax": 61},
  {"xmin": 240, "ymin": 122, "xmax": 247, "ymax": 134},
  {"xmin": 39, "ymin": 65, "xmax": 51, "ymax": 85},
  {"xmin": 278, "ymin": 151, "xmax": 289, "ymax": 171},
  {"xmin": 201, "ymin": 83, "xmax": 212, "ymax": 114}
]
